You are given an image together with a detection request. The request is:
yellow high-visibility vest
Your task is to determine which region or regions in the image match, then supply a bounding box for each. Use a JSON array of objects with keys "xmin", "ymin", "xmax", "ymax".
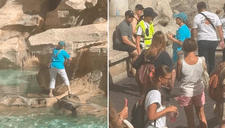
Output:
[{"xmin": 136, "ymin": 20, "xmax": 155, "ymax": 49}]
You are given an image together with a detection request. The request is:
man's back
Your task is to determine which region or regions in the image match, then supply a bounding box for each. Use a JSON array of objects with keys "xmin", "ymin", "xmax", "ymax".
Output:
[{"xmin": 193, "ymin": 11, "xmax": 221, "ymax": 41}]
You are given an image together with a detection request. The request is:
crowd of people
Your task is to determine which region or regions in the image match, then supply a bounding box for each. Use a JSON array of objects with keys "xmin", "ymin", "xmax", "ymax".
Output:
[{"xmin": 111, "ymin": 1, "xmax": 225, "ymax": 128}]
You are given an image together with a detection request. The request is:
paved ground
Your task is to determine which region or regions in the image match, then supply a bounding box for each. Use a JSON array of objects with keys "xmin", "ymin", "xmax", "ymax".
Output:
[{"xmin": 109, "ymin": 51, "xmax": 223, "ymax": 128}]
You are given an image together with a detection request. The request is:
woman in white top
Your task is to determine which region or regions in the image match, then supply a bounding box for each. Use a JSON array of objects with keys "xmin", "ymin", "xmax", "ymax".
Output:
[
  {"xmin": 144, "ymin": 65, "xmax": 177, "ymax": 128},
  {"xmin": 176, "ymin": 38, "xmax": 207, "ymax": 128}
]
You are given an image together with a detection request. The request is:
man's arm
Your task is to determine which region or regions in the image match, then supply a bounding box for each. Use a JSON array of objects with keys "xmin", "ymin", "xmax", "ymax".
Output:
[
  {"xmin": 136, "ymin": 26, "xmax": 143, "ymax": 54},
  {"xmin": 136, "ymin": 36, "xmax": 141, "ymax": 54},
  {"xmin": 217, "ymin": 25, "xmax": 225, "ymax": 48},
  {"xmin": 191, "ymin": 28, "xmax": 197, "ymax": 40},
  {"xmin": 122, "ymin": 36, "xmax": 136, "ymax": 48},
  {"xmin": 132, "ymin": 20, "xmax": 137, "ymax": 35}
]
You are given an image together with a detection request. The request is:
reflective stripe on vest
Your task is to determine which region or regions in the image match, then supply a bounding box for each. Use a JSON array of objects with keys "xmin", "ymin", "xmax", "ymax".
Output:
[{"xmin": 136, "ymin": 20, "xmax": 155, "ymax": 49}]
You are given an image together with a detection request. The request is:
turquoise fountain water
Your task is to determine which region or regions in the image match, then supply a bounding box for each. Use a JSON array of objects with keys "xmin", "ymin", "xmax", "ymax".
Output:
[{"xmin": 0, "ymin": 68, "xmax": 107, "ymax": 128}]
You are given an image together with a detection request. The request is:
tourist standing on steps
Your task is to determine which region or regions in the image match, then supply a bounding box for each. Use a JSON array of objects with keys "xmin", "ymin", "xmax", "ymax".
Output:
[
  {"xmin": 49, "ymin": 41, "xmax": 73, "ymax": 97},
  {"xmin": 176, "ymin": 38, "xmax": 207, "ymax": 128},
  {"xmin": 167, "ymin": 12, "xmax": 191, "ymax": 64},
  {"xmin": 132, "ymin": 4, "xmax": 144, "ymax": 39},
  {"xmin": 136, "ymin": 7, "xmax": 158, "ymax": 54},
  {"xmin": 113, "ymin": 10, "xmax": 139, "ymax": 77},
  {"xmin": 191, "ymin": 1, "xmax": 224, "ymax": 74},
  {"xmin": 215, "ymin": 4, "xmax": 225, "ymax": 61}
]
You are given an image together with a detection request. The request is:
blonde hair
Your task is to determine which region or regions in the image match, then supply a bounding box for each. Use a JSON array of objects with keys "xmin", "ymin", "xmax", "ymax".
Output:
[{"xmin": 145, "ymin": 31, "xmax": 166, "ymax": 57}]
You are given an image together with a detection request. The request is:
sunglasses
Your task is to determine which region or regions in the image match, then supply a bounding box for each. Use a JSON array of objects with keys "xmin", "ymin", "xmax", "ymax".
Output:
[{"xmin": 163, "ymin": 76, "xmax": 172, "ymax": 82}]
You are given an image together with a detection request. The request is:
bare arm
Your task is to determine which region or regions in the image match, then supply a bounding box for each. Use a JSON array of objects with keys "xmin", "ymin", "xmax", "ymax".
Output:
[
  {"xmin": 176, "ymin": 60, "xmax": 182, "ymax": 81},
  {"xmin": 147, "ymin": 103, "xmax": 177, "ymax": 121},
  {"xmin": 122, "ymin": 36, "xmax": 136, "ymax": 48},
  {"xmin": 68, "ymin": 57, "xmax": 72, "ymax": 61},
  {"xmin": 191, "ymin": 28, "xmax": 197, "ymax": 40},
  {"xmin": 167, "ymin": 36, "xmax": 183, "ymax": 46},
  {"xmin": 217, "ymin": 25, "xmax": 224, "ymax": 41},
  {"xmin": 217, "ymin": 25, "xmax": 225, "ymax": 48},
  {"xmin": 132, "ymin": 20, "xmax": 137, "ymax": 35},
  {"xmin": 136, "ymin": 35, "xmax": 141, "ymax": 54}
]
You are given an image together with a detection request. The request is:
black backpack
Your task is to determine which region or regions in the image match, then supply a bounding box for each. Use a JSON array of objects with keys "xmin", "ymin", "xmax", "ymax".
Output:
[{"xmin": 131, "ymin": 92, "xmax": 156, "ymax": 128}]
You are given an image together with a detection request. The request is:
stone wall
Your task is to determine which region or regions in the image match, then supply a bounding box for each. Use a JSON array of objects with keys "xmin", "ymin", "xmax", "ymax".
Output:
[{"xmin": 0, "ymin": 0, "xmax": 107, "ymax": 68}]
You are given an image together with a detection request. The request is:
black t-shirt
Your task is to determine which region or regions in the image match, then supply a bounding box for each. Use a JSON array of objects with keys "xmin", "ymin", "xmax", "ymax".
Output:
[{"xmin": 133, "ymin": 51, "xmax": 173, "ymax": 71}]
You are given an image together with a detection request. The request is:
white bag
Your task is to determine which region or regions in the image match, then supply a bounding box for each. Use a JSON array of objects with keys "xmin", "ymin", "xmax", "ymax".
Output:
[{"xmin": 201, "ymin": 57, "xmax": 209, "ymax": 89}]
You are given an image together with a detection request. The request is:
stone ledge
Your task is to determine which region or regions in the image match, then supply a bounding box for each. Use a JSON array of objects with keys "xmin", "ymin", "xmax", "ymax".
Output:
[{"xmin": 109, "ymin": 49, "xmax": 129, "ymax": 65}]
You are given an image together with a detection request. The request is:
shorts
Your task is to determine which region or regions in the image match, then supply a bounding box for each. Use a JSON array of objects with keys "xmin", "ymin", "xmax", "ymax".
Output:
[
  {"xmin": 175, "ymin": 92, "xmax": 205, "ymax": 107},
  {"xmin": 113, "ymin": 43, "xmax": 136, "ymax": 53}
]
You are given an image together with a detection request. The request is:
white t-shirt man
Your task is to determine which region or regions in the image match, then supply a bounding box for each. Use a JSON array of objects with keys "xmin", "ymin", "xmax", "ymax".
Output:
[
  {"xmin": 193, "ymin": 11, "xmax": 222, "ymax": 41},
  {"xmin": 220, "ymin": 15, "xmax": 225, "ymax": 38},
  {"xmin": 145, "ymin": 90, "xmax": 166, "ymax": 128}
]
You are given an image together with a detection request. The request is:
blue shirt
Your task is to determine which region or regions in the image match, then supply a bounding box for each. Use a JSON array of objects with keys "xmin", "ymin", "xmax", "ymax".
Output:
[
  {"xmin": 51, "ymin": 48, "xmax": 70, "ymax": 69},
  {"xmin": 175, "ymin": 24, "xmax": 191, "ymax": 51},
  {"xmin": 173, "ymin": 24, "xmax": 191, "ymax": 63}
]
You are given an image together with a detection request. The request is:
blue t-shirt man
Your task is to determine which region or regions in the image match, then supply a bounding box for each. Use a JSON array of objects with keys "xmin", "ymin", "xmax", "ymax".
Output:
[
  {"xmin": 173, "ymin": 24, "xmax": 191, "ymax": 63},
  {"xmin": 51, "ymin": 48, "xmax": 70, "ymax": 69}
]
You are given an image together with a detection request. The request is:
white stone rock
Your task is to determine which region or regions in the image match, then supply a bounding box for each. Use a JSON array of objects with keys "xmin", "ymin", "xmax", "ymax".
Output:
[{"xmin": 28, "ymin": 23, "xmax": 107, "ymax": 55}]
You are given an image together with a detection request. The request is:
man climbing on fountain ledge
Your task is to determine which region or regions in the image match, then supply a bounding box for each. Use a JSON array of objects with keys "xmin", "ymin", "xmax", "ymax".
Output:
[{"xmin": 48, "ymin": 41, "xmax": 73, "ymax": 97}]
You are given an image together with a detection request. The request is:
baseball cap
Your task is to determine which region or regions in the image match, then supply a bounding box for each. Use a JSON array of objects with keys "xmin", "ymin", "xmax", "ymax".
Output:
[
  {"xmin": 143, "ymin": 7, "xmax": 158, "ymax": 18},
  {"xmin": 125, "ymin": 10, "xmax": 134, "ymax": 18},
  {"xmin": 135, "ymin": 4, "xmax": 144, "ymax": 10},
  {"xmin": 174, "ymin": 12, "xmax": 188, "ymax": 22},
  {"xmin": 59, "ymin": 41, "xmax": 66, "ymax": 46}
]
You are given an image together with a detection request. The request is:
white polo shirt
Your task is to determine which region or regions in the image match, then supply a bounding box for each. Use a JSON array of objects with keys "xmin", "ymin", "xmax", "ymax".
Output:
[{"xmin": 193, "ymin": 11, "xmax": 221, "ymax": 41}]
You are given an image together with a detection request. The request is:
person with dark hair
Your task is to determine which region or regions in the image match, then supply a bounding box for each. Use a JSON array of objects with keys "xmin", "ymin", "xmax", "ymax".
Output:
[
  {"xmin": 143, "ymin": 65, "xmax": 177, "ymax": 128},
  {"xmin": 167, "ymin": 12, "xmax": 191, "ymax": 64},
  {"xmin": 132, "ymin": 4, "xmax": 144, "ymax": 36},
  {"xmin": 49, "ymin": 41, "xmax": 73, "ymax": 97},
  {"xmin": 192, "ymin": 1, "xmax": 224, "ymax": 74},
  {"xmin": 133, "ymin": 31, "xmax": 176, "ymax": 94},
  {"xmin": 176, "ymin": 38, "xmax": 208, "ymax": 128},
  {"xmin": 136, "ymin": 7, "xmax": 158, "ymax": 54},
  {"xmin": 216, "ymin": 4, "xmax": 225, "ymax": 62},
  {"xmin": 113, "ymin": 10, "xmax": 139, "ymax": 77}
]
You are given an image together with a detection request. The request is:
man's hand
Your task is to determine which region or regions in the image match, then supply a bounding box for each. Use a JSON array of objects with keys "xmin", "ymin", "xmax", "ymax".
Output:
[
  {"xmin": 220, "ymin": 40, "xmax": 225, "ymax": 49},
  {"xmin": 216, "ymin": 9, "xmax": 222, "ymax": 15}
]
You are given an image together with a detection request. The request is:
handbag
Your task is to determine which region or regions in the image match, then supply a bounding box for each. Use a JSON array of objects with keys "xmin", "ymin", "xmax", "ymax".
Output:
[
  {"xmin": 48, "ymin": 49, "xmax": 62, "ymax": 68},
  {"xmin": 200, "ymin": 57, "xmax": 209, "ymax": 89}
]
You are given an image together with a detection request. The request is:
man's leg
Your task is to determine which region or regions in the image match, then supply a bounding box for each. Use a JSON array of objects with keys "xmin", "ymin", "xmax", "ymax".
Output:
[
  {"xmin": 208, "ymin": 41, "xmax": 218, "ymax": 74},
  {"xmin": 198, "ymin": 41, "xmax": 209, "ymax": 72},
  {"xmin": 129, "ymin": 50, "xmax": 138, "ymax": 77}
]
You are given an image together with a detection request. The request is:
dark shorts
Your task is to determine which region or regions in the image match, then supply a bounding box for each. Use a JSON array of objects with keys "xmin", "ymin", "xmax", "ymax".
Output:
[{"xmin": 113, "ymin": 43, "xmax": 136, "ymax": 53}]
